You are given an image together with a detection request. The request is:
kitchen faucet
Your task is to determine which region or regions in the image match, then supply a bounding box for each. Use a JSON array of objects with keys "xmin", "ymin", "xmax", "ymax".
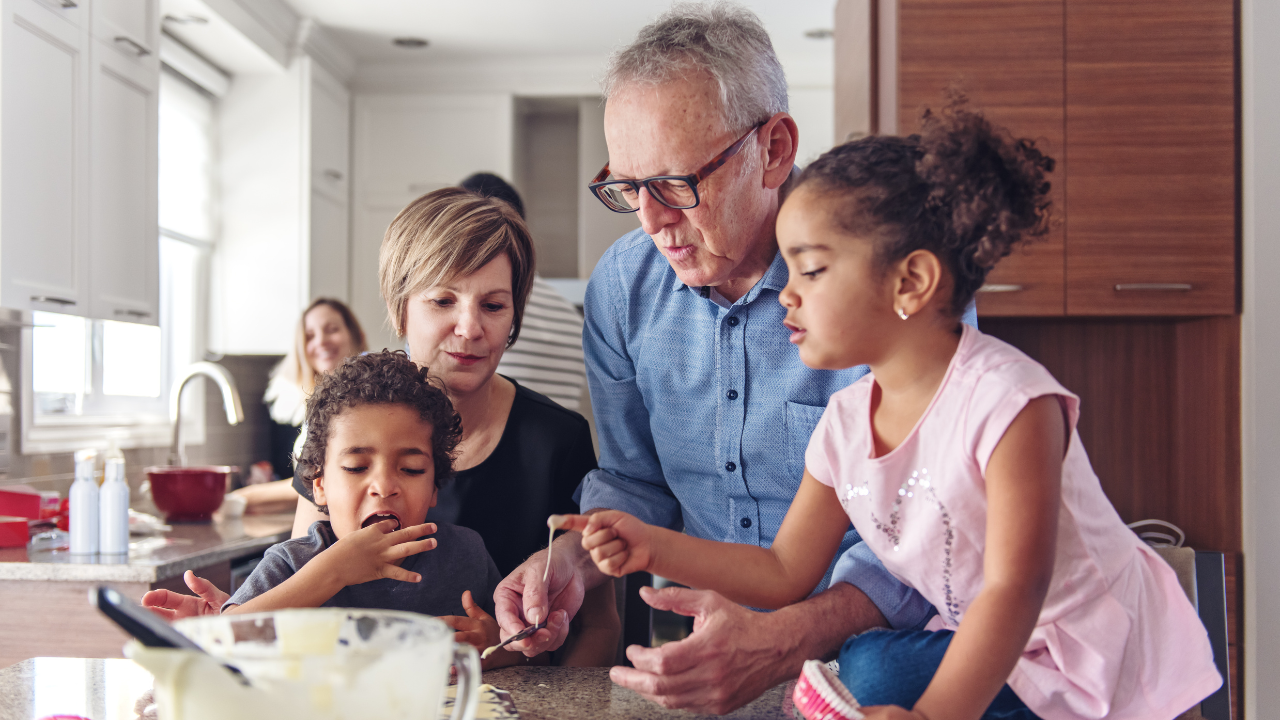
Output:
[{"xmin": 169, "ymin": 362, "xmax": 244, "ymax": 466}]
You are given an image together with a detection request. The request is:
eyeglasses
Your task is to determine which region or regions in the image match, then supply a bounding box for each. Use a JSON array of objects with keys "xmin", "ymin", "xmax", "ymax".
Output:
[{"xmin": 588, "ymin": 122, "xmax": 764, "ymax": 214}]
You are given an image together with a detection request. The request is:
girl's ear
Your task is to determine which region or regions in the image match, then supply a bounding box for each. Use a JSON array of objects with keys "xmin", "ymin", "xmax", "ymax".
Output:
[
  {"xmin": 893, "ymin": 250, "xmax": 944, "ymax": 317},
  {"xmin": 312, "ymin": 474, "xmax": 327, "ymax": 507}
]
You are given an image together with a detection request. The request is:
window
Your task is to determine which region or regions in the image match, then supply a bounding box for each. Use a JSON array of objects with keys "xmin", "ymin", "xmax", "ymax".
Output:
[{"xmin": 24, "ymin": 57, "xmax": 221, "ymax": 452}]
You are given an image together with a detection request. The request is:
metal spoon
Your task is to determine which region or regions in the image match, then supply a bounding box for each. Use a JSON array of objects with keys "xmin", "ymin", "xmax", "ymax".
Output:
[{"xmin": 480, "ymin": 619, "xmax": 548, "ymax": 659}]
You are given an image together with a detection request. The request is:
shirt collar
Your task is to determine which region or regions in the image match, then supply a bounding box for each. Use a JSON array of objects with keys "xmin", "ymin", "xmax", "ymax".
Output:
[{"xmin": 671, "ymin": 249, "xmax": 789, "ymax": 305}]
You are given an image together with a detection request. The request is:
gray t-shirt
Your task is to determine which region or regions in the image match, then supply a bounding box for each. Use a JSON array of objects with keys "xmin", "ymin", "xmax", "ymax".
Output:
[{"xmin": 224, "ymin": 521, "xmax": 502, "ymax": 617}]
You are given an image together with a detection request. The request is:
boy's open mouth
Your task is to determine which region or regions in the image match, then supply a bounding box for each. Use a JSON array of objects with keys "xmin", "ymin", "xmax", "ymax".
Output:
[{"xmin": 361, "ymin": 512, "xmax": 402, "ymax": 531}]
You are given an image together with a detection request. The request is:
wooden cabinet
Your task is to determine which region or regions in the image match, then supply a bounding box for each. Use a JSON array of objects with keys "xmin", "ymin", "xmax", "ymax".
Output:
[
  {"xmin": 88, "ymin": 22, "xmax": 158, "ymax": 324},
  {"xmin": 1064, "ymin": 0, "xmax": 1236, "ymax": 315},
  {"xmin": 894, "ymin": 0, "xmax": 1236, "ymax": 317},
  {"xmin": 898, "ymin": 0, "xmax": 1066, "ymax": 316},
  {"xmin": 0, "ymin": 0, "xmax": 91, "ymax": 315}
]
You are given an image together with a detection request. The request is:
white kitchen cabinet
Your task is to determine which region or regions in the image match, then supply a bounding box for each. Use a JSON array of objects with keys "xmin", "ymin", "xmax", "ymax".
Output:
[
  {"xmin": 88, "ymin": 25, "xmax": 158, "ymax": 324},
  {"xmin": 92, "ymin": 0, "xmax": 153, "ymax": 62},
  {"xmin": 307, "ymin": 61, "xmax": 350, "ymax": 303},
  {"xmin": 0, "ymin": 0, "xmax": 91, "ymax": 316}
]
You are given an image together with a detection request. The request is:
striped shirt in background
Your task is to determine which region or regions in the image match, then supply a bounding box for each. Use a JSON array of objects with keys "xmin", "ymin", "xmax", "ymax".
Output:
[{"xmin": 497, "ymin": 277, "xmax": 586, "ymax": 412}]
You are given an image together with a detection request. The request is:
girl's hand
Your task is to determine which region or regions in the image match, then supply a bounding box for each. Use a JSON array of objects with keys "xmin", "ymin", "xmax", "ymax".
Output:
[
  {"xmin": 559, "ymin": 511, "xmax": 654, "ymax": 577},
  {"xmin": 322, "ymin": 520, "xmax": 437, "ymax": 586}
]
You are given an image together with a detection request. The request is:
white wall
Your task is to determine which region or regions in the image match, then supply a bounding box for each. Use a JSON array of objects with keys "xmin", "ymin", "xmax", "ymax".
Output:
[
  {"xmin": 789, "ymin": 86, "xmax": 837, "ymax": 167},
  {"xmin": 1240, "ymin": 0, "xmax": 1279, "ymax": 713},
  {"xmin": 350, "ymin": 93, "xmax": 514, "ymax": 352},
  {"xmin": 210, "ymin": 61, "xmax": 307, "ymax": 355}
]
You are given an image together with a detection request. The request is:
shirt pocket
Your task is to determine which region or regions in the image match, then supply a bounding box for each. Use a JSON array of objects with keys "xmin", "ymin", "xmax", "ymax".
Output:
[{"xmin": 785, "ymin": 400, "xmax": 828, "ymax": 482}]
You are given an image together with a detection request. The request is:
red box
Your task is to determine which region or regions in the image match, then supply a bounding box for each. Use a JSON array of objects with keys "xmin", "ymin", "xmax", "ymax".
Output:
[
  {"xmin": 0, "ymin": 487, "xmax": 61, "ymax": 519},
  {"xmin": 0, "ymin": 516, "xmax": 28, "ymax": 548}
]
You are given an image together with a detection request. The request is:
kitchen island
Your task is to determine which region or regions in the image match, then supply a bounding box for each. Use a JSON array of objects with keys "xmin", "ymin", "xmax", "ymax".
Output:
[
  {"xmin": 0, "ymin": 513, "xmax": 293, "ymax": 667},
  {"xmin": 0, "ymin": 658, "xmax": 801, "ymax": 720}
]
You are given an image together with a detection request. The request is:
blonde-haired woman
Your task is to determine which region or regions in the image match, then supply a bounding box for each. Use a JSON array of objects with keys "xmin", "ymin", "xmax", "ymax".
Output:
[
  {"xmin": 147, "ymin": 188, "xmax": 618, "ymax": 667},
  {"xmin": 232, "ymin": 298, "xmax": 367, "ymax": 513}
]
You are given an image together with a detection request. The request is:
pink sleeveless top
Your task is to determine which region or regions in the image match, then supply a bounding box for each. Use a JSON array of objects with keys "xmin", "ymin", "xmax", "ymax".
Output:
[{"xmin": 806, "ymin": 325, "xmax": 1220, "ymax": 719}]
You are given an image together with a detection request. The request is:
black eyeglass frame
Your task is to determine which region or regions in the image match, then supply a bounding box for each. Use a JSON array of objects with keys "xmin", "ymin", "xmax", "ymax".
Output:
[{"xmin": 587, "ymin": 122, "xmax": 766, "ymax": 214}]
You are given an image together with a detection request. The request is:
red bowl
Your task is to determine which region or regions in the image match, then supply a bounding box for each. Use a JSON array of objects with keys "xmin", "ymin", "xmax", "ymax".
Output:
[{"xmin": 145, "ymin": 466, "xmax": 230, "ymax": 523}]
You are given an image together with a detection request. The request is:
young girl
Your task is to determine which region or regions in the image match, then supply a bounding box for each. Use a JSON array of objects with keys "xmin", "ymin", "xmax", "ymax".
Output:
[{"xmin": 561, "ymin": 98, "xmax": 1221, "ymax": 720}]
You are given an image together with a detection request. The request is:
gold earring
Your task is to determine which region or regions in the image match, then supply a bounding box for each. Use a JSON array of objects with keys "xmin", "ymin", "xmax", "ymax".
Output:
[{"xmin": 897, "ymin": 307, "xmax": 909, "ymax": 320}]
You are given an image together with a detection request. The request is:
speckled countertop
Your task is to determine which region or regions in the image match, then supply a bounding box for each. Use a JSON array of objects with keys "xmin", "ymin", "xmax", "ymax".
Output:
[
  {"xmin": 0, "ymin": 514, "xmax": 293, "ymax": 583},
  {"xmin": 0, "ymin": 659, "xmax": 800, "ymax": 720}
]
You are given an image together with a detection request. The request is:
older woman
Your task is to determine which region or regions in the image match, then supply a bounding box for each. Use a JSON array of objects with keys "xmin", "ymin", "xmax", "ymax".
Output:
[{"xmin": 145, "ymin": 188, "xmax": 618, "ymax": 666}]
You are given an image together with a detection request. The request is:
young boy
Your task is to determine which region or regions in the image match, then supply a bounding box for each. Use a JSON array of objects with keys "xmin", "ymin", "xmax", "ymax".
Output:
[{"xmin": 222, "ymin": 350, "xmax": 513, "ymax": 664}]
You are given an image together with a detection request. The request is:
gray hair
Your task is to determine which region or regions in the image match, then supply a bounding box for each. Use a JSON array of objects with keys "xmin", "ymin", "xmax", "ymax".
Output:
[{"xmin": 603, "ymin": 2, "xmax": 788, "ymax": 132}]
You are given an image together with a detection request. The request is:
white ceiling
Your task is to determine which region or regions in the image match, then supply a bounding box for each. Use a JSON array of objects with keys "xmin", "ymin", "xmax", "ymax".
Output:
[{"xmin": 279, "ymin": 0, "xmax": 837, "ymax": 86}]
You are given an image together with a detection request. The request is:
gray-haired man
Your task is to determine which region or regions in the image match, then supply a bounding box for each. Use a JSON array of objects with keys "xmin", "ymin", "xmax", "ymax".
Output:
[{"xmin": 494, "ymin": 5, "xmax": 951, "ymax": 713}]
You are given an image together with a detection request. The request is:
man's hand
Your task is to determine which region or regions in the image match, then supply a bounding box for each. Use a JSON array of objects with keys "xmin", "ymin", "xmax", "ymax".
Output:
[
  {"xmin": 492, "ymin": 534, "xmax": 588, "ymax": 656},
  {"xmin": 610, "ymin": 586, "xmax": 794, "ymax": 715},
  {"xmin": 141, "ymin": 570, "xmax": 230, "ymax": 620},
  {"xmin": 559, "ymin": 511, "xmax": 654, "ymax": 577},
  {"xmin": 321, "ymin": 521, "xmax": 437, "ymax": 586}
]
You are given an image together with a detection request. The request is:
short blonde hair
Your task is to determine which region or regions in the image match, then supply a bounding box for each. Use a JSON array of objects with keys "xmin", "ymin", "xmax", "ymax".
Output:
[
  {"xmin": 380, "ymin": 187, "xmax": 535, "ymax": 345},
  {"xmin": 272, "ymin": 298, "xmax": 368, "ymax": 395}
]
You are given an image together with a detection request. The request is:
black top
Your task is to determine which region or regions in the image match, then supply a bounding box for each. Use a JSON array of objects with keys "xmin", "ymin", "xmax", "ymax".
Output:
[{"xmin": 294, "ymin": 378, "xmax": 596, "ymax": 577}]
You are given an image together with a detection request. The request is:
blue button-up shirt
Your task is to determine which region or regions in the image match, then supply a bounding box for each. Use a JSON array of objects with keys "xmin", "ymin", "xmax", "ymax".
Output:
[{"xmin": 577, "ymin": 229, "xmax": 977, "ymax": 629}]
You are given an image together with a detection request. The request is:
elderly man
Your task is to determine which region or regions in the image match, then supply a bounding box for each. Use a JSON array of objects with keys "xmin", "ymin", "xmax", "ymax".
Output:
[{"xmin": 494, "ymin": 4, "xmax": 974, "ymax": 713}]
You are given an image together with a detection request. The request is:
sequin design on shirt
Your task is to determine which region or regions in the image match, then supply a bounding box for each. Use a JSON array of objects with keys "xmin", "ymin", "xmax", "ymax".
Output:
[{"xmin": 842, "ymin": 467, "xmax": 962, "ymax": 625}]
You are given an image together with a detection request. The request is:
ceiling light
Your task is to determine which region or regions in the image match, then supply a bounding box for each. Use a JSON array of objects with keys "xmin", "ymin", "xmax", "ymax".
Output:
[
  {"xmin": 392, "ymin": 37, "xmax": 429, "ymax": 49},
  {"xmin": 804, "ymin": 28, "xmax": 834, "ymax": 40}
]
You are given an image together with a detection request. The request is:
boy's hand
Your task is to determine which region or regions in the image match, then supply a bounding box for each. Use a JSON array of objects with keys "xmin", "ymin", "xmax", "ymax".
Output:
[
  {"xmin": 440, "ymin": 590, "xmax": 523, "ymax": 669},
  {"xmin": 322, "ymin": 520, "xmax": 437, "ymax": 586},
  {"xmin": 559, "ymin": 511, "xmax": 654, "ymax": 577}
]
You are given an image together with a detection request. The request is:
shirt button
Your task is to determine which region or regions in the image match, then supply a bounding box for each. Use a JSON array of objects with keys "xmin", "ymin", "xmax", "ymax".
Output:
[
  {"xmin": 725, "ymin": 461, "xmax": 736, "ymax": 472},
  {"xmin": 727, "ymin": 316, "xmax": 739, "ymax": 326},
  {"xmin": 740, "ymin": 517, "xmax": 752, "ymax": 529},
  {"xmin": 726, "ymin": 389, "xmax": 738, "ymax": 400}
]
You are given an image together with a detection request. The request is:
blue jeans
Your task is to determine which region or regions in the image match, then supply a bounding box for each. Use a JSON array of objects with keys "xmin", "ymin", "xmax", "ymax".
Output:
[{"xmin": 837, "ymin": 629, "xmax": 1042, "ymax": 720}]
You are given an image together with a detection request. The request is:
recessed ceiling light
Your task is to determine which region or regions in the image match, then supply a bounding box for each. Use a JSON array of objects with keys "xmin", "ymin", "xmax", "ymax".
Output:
[
  {"xmin": 804, "ymin": 28, "xmax": 834, "ymax": 40},
  {"xmin": 392, "ymin": 37, "xmax": 429, "ymax": 49}
]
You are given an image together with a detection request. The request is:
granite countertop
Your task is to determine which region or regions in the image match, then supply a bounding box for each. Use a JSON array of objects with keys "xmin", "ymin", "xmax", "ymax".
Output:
[
  {"xmin": 0, "ymin": 659, "xmax": 799, "ymax": 720},
  {"xmin": 0, "ymin": 513, "xmax": 294, "ymax": 584}
]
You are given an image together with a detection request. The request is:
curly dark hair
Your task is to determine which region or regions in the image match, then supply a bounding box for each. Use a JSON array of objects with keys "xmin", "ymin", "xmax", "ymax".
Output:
[
  {"xmin": 797, "ymin": 91, "xmax": 1055, "ymax": 315},
  {"xmin": 294, "ymin": 350, "xmax": 462, "ymax": 514}
]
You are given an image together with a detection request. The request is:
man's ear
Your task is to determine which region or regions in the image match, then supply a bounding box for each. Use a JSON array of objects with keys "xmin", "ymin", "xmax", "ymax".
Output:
[
  {"xmin": 893, "ymin": 250, "xmax": 945, "ymax": 317},
  {"xmin": 761, "ymin": 112, "xmax": 799, "ymax": 190}
]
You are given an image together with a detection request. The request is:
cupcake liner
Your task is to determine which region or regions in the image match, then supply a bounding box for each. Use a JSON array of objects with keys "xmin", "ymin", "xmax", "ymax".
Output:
[{"xmin": 792, "ymin": 659, "xmax": 864, "ymax": 720}]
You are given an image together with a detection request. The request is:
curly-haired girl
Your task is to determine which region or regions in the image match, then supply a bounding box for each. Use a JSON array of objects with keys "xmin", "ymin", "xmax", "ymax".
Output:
[
  {"xmin": 221, "ymin": 351, "xmax": 516, "ymax": 665},
  {"xmin": 559, "ymin": 96, "xmax": 1221, "ymax": 719}
]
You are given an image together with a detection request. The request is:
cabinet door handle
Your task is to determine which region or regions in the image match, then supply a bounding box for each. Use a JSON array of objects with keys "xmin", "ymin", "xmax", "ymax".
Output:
[
  {"xmin": 31, "ymin": 295, "xmax": 76, "ymax": 306},
  {"xmin": 324, "ymin": 169, "xmax": 344, "ymax": 181},
  {"xmin": 978, "ymin": 283, "xmax": 1024, "ymax": 293},
  {"xmin": 114, "ymin": 309, "xmax": 152, "ymax": 319},
  {"xmin": 1114, "ymin": 283, "xmax": 1193, "ymax": 291},
  {"xmin": 59, "ymin": 0, "xmax": 78, "ymax": 8},
  {"xmin": 114, "ymin": 36, "xmax": 152, "ymax": 57}
]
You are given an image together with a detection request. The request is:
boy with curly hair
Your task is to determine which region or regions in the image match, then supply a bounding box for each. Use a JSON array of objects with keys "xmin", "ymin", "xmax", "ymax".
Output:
[{"xmin": 222, "ymin": 350, "xmax": 513, "ymax": 663}]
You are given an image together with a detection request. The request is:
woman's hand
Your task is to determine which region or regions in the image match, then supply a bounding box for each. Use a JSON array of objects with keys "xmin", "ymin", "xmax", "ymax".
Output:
[
  {"xmin": 320, "ymin": 520, "xmax": 438, "ymax": 586},
  {"xmin": 141, "ymin": 570, "xmax": 229, "ymax": 620},
  {"xmin": 559, "ymin": 511, "xmax": 654, "ymax": 577}
]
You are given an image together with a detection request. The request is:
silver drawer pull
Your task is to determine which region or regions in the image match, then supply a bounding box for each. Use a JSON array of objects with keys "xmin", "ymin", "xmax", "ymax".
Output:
[
  {"xmin": 978, "ymin": 284, "xmax": 1024, "ymax": 293},
  {"xmin": 114, "ymin": 36, "xmax": 151, "ymax": 57},
  {"xmin": 324, "ymin": 169, "xmax": 344, "ymax": 181},
  {"xmin": 114, "ymin": 309, "xmax": 152, "ymax": 319},
  {"xmin": 60, "ymin": 0, "xmax": 78, "ymax": 8},
  {"xmin": 31, "ymin": 295, "xmax": 76, "ymax": 306},
  {"xmin": 1114, "ymin": 283, "xmax": 1193, "ymax": 292}
]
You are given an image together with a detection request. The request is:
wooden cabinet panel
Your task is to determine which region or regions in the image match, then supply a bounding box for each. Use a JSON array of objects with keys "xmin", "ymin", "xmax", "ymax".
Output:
[
  {"xmin": 1064, "ymin": 0, "xmax": 1236, "ymax": 315},
  {"xmin": 898, "ymin": 0, "xmax": 1066, "ymax": 316}
]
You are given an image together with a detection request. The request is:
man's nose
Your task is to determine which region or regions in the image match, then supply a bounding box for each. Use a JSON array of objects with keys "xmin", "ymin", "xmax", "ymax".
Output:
[{"xmin": 636, "ymin": 187, "xmax": 683, "ymax": 237}]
